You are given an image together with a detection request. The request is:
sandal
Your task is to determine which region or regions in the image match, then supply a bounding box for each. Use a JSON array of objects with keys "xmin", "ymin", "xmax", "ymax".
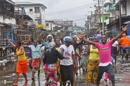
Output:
[{"xmin": 12, "ymin": 83, "xmax": 18, "ymax": 86}]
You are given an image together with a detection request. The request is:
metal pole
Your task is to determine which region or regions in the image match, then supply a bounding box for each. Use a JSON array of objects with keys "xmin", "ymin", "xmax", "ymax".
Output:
[
  {"xmin": 102, "ymin": 10, "xmax": 105, "ymax": 35},
  {"xmin": 102, "ymin": 0, "xmax": 105, "ymax": 35},
  {"xmin": 98, "ymin": 0, "xmax": 100, "ymax": 8},
  {"xmin": 119, "ymin": 0, "xmax": 122, "ymax": 31}
]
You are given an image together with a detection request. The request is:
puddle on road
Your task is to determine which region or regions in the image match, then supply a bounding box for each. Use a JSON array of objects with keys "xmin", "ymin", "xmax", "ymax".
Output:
[
  {"xmin": 0, "ymin": 70, "xmax": 46, "ymax": 86},
  {"xmin": 0, "ymin": 73, "xmax": 25, "ymax": 86},
  {"xmin": 1, "ymin": 61, "xmax": 130, "ymax": 86}
]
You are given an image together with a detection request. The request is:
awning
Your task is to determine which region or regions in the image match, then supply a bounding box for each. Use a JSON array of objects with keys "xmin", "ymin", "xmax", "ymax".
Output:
[
  {"xmin": 0, "ymin": 23, "xmax": 4, "ymax": 27},
  {"xmin": 0, "ymin": 23, "xmax": 12, "ymax": 27},
  {"xmin": 107, "ymin": 16, "xmax": 130, "ymax": 27},
  {"xmin": 36, "ymin": 24, "xmax": 46, "ymax": 28},
  {"xmin": 16, "ymin": 15, "xmax": 32, "ymax": 20}
]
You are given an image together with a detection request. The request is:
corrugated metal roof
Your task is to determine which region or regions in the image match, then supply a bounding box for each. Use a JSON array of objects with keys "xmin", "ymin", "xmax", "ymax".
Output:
[{"xmin": 15, "ymin": 2, "xmax": 47, "ymax": 9}]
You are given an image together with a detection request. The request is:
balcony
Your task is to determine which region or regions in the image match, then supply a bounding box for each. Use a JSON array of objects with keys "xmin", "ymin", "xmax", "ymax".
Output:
[{"xmin": 0, "ymin": 1, "xmax": 14, "ymax": 17}]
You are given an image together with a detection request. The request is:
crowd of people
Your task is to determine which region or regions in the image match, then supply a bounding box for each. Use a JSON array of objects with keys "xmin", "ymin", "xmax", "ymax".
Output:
[{"xmin": 6, "ymin": 25, "xmax": 130, "ymax": 86}]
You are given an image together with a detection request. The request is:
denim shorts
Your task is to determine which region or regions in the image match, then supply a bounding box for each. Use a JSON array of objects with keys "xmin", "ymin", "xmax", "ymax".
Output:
[{"xmin": 97, "ymin": 64, "xmax": 115, "ymax": 82}]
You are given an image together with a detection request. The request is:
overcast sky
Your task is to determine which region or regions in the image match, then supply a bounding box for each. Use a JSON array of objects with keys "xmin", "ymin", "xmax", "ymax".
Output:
[{"xmin": 12, "ymin": 0, "xmax": 99, "ymax": 26}]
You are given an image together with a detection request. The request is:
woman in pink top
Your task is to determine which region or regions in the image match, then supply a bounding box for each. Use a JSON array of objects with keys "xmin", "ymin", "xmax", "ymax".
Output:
[{"xmin": 83, "ymin": 25, "xmax": 128, "ymax": 86}]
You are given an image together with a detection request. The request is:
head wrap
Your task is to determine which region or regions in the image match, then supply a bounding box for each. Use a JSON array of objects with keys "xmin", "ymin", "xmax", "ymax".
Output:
[
  {"xmin": 47, "ymin": 34, "xmax": 53, "ymax": 39},
  {"xmin": 63, "ymin": 36, "xmax": 72, "ymax": 42}
]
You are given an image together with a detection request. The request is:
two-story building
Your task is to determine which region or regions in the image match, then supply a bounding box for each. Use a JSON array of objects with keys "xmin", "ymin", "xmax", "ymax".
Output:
[
  {"xmin": 15, "ymin": 2, "xmax": 47, "ymax": 26},
  {"xmin": 105, "ymin": 0, "xmax": 130, "ymax": 36}
]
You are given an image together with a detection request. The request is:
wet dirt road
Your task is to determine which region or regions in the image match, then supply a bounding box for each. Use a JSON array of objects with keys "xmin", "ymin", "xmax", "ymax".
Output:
[
  {"xmin": 1, "ymin": 68, "xmax": 130, "ymax": 86},
  {"xmin": 0, "ymin": 61, "xmax": 130, "ymax": 86}
]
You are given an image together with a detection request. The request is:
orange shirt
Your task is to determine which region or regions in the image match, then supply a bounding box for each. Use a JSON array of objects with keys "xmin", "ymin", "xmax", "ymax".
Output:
[{"xmin": 118, "ymin": 37, "xmax": 129, "ymax": 47}]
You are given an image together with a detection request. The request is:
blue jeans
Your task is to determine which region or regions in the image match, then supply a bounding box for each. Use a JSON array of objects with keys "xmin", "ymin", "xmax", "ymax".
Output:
[{"xmin": 122, "ymin": 46, "xmax": 130, "ymax": 50}]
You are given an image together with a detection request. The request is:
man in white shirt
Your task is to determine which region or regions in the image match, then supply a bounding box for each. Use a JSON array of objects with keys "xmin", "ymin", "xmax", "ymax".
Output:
[{"xmin": 60, "ymin": 36, "xmax": 76, "ymax": 86}]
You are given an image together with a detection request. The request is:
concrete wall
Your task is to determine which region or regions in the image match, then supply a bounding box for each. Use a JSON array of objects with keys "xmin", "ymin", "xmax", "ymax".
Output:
[
  {"xmin": 46, "ymin": 22, "xmax": 58, "ymax": 31},
  {"xmin": 0, "ymin": 16, "xmax": 16, "ymax": 25},
  {"xmin": 127, "ymin": 0, "xmax": 130, "ymax": 16},
  {"xmin": 121, "ymin": 4, "xmax": 126, "ymax": 15}
]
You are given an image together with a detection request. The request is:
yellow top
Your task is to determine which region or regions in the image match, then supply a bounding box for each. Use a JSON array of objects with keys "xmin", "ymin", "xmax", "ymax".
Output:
[
  {"xmin": 16, "ymin": 47, "xmax": 27, "ymax": 61},
  {"xmin": 89, "ymin": 45, "xmax": 99, "ymax": 61}
]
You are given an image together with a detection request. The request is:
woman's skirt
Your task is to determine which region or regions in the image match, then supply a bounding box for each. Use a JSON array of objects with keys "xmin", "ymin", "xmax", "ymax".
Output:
[
  {"xmin": 44, "ymin": 64, "xmax": 57, "ymax": 86},
  {"xmin": 57, "ymin": 59, "xmax": 61, "ymax": 82},
  {"xmin": 32, "ymin": 58, "xmax": 41, "ymax": 72},
  {"xmin": 86, "ymin": 60, "xmax": 99, "ymax": 83},
  {"xmin": 16, "ymin": 60, "xmax": 27, "ymax": 74},
  {"xmin": 60, "ymin": 65, "xmax": 74, "ymax": 83}
]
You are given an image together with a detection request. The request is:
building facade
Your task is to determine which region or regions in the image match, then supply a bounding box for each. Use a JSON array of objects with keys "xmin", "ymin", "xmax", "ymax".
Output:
[
  {"xmin": 0, "ymin": 0, "xmax": 16, "ymax": 46},
  {"xmin": 106, "ymin": 0, "xmax": 130, "ymax": 36},
  {"xmin": 15, "ymin": 2, "xmax": 47, "ymax": 26}
]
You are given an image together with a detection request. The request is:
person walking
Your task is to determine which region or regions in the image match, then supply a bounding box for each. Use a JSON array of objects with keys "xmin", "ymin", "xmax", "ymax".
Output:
[
  {"xmin": 83, "ymin": 25, "xmax": 128, "ymax": 86},
  {"xmin": 7, "ymin": 37, "xmax": 28, "ymax": 86},
  {"xmin": 86, "ymin": 38, "xmax": 99, "ymax": 86},
  {"xmin": 72, "ymin": 35, "xmax": 84, "ymax": 75},
  {"xmin": 55, "ymin": 38, "xmax": 62, "ymax": 84},
  {"xmin": 118, "ymin": 33, "xmax": 130, "ymax": 61},
  {"xmin": 43, "ymin": 41, "xmax": 67, "ymax": 86},
  {"xmin": 44, "ymin": 35, "xmax": 54, "ymax": 47},
  {"xmin": 118, "ymin": 33, "xmax": 130, "ymax": 50},
  {"xmin": 60, "ymin": 36, "xmax": 77, "ymax": 86},
  {"xmin": 28, "ymin": 40, "xmax": 43, "ymax": 81}
]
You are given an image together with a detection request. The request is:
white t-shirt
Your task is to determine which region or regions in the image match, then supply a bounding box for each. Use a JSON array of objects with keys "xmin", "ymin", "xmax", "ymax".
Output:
[
  {"xmin": 112, "ymin": 41, "xmax": 118, "ymax": 47},
  {"xmin": 99, "ymin": 62, "xmax": 112, "ymax": 66},
  {"xmin": 60, "ymin": 44, "xmax": 75, "ymax": 66}
]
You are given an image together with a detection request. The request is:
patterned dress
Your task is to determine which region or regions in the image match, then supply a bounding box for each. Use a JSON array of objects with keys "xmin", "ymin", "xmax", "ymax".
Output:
[{"xmin": 86, "ymin": 45, "xmax": 99, "ymax": 83}]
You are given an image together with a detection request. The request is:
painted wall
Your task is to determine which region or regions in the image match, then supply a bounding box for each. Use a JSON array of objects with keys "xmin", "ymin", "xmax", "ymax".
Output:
[
  {"xmin": 126, "ymin": 23, "xmax": 130, "ymax": 35},
  {"xmin": 99, "ymin": 14, "xmax": 110, "ymax": 23}
]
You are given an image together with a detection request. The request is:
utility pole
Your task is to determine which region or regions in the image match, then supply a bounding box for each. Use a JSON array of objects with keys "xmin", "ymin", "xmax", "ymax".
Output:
[
  {"xmin": 101, "ymin": 0, "xmax": 105, "ymax": 35},
  {"xmin": 97, "ymin": 0, "xmax": 102, "ymax": 34},
  {"xmin": 96, "ymin": 0, "xmax": 104, "ymax": 34},
  {"xmin": 98, "ymin": 0, "xmax": 100, "ymax": 7},
  {"xmin": 119, "ymin": 0, "xmax": 122, "ymax": 31}
]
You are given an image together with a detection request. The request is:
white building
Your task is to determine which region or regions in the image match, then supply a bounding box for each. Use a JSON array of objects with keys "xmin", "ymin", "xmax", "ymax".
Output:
[
  {"xmin": 46, "ymin": 21, "xmax": 62, "ymax": 31},
  {"xmin": 0, "ymin": 0, "xmax": 16, "ymax": 25},
  {"xmin": 46, "ymin": 20, "xmax": 73, "ymax": 31},
  {"xmin": 15, "ymin": 2, "xmax": 47, "ymax": 26}
]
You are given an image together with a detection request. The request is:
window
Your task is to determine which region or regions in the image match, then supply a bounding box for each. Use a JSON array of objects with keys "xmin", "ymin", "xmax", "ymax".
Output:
[
  {"xmin": 35, "ymin": 7, "xmax": 40, "ymax": 13},
  {"xmin": 46, "ymin": 23, "xmax": 49, "ymax": 26},
  {"xmin": 105, "ymin": 17, "xmax": 108, "ymax": 20},
  {"xmin": 35, "ymin": 19, "xmax": 41, "ymax": 24},
  {"xmin": 29, "ymin": 9, "xmax": 33, "ymax": 12}
]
